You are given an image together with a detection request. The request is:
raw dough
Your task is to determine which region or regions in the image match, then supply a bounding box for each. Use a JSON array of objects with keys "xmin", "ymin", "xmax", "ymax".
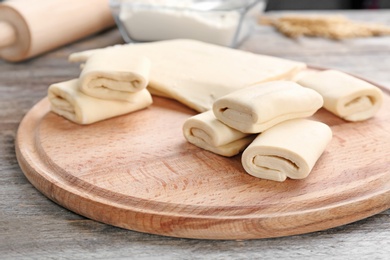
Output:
[
  {"xmin": 183, "ymin": 110, "xmax": 255, "ymax": 157},
  {"xmin": 79, "ymin": 51, "xmax": 151, "ymax": 101},
  {"xmin": 242, "ymin": 119, "xmax": 332, "ymax": 182},
  {"xmin": 48, "ymin": 79, "xmax": 153, "ymax": 125},
  {"xmin": 297, "ymin": 70, "xmax": 383, "ymax": 121},
  {"xmin": 68, "ymin": 39, "xmax": 306, "ymax": 112},
  {"xmin": 212, "ymin": 81, "xmax": 323, "ymax": 133}
]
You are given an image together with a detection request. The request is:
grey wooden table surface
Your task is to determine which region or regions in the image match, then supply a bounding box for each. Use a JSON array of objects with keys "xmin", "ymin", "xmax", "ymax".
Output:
[{"xmin": 1, "ymin": 10, "xmax": 390, "ymax": 260}]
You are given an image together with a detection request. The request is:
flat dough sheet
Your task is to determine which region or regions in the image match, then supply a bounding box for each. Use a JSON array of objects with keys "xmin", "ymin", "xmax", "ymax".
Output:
[{"xmin": 69, "ymin": 39, "xmax": 306, "ymax": 112}]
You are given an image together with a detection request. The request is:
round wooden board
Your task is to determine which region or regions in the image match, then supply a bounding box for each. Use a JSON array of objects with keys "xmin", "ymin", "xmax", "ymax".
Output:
[{"xmin": 16, "ymin": 80, "xmax": 390, "ymax": 240}]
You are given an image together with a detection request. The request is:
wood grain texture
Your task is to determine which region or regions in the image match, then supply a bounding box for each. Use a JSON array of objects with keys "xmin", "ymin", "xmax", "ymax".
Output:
[
  {"xmin": 1, "ymin": 10, "xmax": 390, "ymax": 259},
  {"xmin": 15, "ymin": 77, "xmax": 390, "ymax": 239}
]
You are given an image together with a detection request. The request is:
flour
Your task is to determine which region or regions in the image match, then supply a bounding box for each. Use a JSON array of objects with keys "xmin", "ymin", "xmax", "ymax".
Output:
[{"xmin": 117, "ymin": 0, "xmax": 263, "ymax": 47}]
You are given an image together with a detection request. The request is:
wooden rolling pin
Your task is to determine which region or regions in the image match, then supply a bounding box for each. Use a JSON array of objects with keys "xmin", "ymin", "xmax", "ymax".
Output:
[{"xmin": 0, "ymin": 0, "xmax": 115, "ymax": 62}]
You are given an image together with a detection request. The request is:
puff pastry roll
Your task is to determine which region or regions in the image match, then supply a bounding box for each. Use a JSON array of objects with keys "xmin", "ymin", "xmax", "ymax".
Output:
[
  {"xmin": 213, "ymin": 81, "xmax": 323, "ymax": 133},
  {"xmin": 242, "ymin": 119, "xmax": 332, "ymax": 182},
  {"xmin": 297, "ymin": 70, "xmax": 383, "ymax": 121},
  {"xmin": 183, "ymin": 110, "xmax": 255, "ymax": 157},
  {"xmin": 78, "ymin": 50, "xmax": 151, "ymax": 101},
  {"xmin": 48, "ymin": 79, "xmax": 152, "ymax": 125}
]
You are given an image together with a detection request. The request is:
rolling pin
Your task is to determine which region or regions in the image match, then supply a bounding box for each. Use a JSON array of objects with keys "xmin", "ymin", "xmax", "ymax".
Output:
[{"xmin": 0, "ymin": 0, "xmax": 115, "ymax": 62}]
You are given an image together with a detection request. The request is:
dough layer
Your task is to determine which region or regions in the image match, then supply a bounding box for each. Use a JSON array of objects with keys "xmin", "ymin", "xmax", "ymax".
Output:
[
  {"xmin": 78, "ymin": 51, "xmax": 151, "ymax": 101},
  {"xmin": 183, "ymin": 110, "xmax": 254, "ymax": 157},
  {"xmin": 48, "ymin": 79, "xmax": 152, "ymax": 125},
  {"xmin": 297, "ymin": 70, "xmax": 383, "ymax": 121},
  {"xmin": 69, "ymin": 39, "xmax": 306, "ymax": 112},
  {"xmin": 242, "ymin": 119, "xmax": 332, "ymax": 182},
  {"xmin": 213, "ymin": 81, "xmax": 324, "ymax": 133}
]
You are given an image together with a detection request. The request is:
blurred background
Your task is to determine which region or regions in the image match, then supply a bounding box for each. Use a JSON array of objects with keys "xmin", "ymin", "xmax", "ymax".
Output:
[
  {"xmin": 0, "ymin": 0, "xmax": 389, "ymax": 8},
  {"xmin": 266, "ymin": 0, "xmax": 390, "ymax": 10}
]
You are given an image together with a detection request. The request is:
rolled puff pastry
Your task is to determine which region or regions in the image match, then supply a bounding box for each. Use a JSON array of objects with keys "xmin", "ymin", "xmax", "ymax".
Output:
[
  {"xmin": 78, "ymin": 50, "xmax": 151, "ymax": 101},
  {"xmin": 297, "ymin": 70, "xmax": 383, "ymax": 121},
  {"xmin": 183, "ymin": 110, "xmax": 255, "ymax": 157},
  {"xmin": 242, "ymin": 119, "xmax": 332, "ymax": 182},
  {"xmin": 48, "ymin": 79, "xmax": 153, "ymax": 125},
  {"xmin": 212, "ymin": 81, "xmax": 324, "ymax": 133}
]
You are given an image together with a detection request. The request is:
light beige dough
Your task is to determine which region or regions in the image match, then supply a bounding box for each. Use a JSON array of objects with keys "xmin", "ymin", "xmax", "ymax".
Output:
[
  {"xmin": 69, "ymin": 39, "xmax": 306, "ymax": 112},
  {"xmin": 48, "ymin": 79, "xmax": 153, "ymax": 125},
  {"xmin": 242, "ymin": 119, "xmax": 332, "ymax": 182},
  {"xmin": 78, "ymin": 51, "xmax": 151, "ymax": 101},
  {"xmin": 297, "ymin": 70, "xmax": 383, "ymax": 121},
  {"xmin": 183, "ymin": 110, "xmax": 255, "ymax": 157},
  {"xmin": 212, "ymin": 81, "xmax": 324, "ymax": 133}
]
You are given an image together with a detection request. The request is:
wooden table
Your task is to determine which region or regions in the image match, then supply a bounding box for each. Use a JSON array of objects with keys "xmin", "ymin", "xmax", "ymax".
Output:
[{"xmin": 1, "ymin": 10, "xmax": 390, "ymax": 259}]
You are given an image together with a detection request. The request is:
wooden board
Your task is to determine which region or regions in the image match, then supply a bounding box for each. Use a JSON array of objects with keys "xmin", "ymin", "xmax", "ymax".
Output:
[{"xmin": 15, "ymin": 78, "xmax": 390, "ymax": 240}]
